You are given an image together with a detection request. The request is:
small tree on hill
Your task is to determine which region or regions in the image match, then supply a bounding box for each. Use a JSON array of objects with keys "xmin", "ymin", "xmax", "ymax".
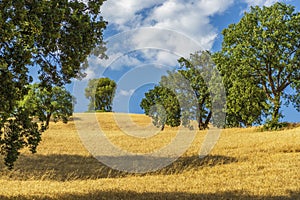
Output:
[
  {"xmin": 85, "ymin": 79, "xmax": 99, "ymax": 111},
  {"xmin": 140, "ymin": 86, "xmax": 181, "ymax": 130},
  {"xmin": 21, "ymin": 84, "xmax": 74, "ymax": 131},
  {"xmin": 85, "ymin": 78, "xmax": 116, "ymax": 112},
  {"xmin": 177, "ymin": 51, "xmax": 214, "ymax": 130}
]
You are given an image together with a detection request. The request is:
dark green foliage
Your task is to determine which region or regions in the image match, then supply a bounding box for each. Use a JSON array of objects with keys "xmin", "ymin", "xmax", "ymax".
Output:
[
  {"xmin": 85, "ymin": 79, "xmax": 99, "ymax": 111},
  {"xmin": 175, "ymin": 51, "xmax": 225, "ymax": 129},
  {"xmin": 262, "ymin": 118, "xmax": 289, "ymax": 131},
  {"xmin": 21, "ymin": 84, "xmax": 74, "ymax": 130},
  {"xmin": 95, "ymin": 78, "xmax": 116, "ymax": 112},
  {"xmin": 214, "ymin": 2, "xmax": 300, "ymax": 127},
  {"xmin": 140, "ymin": 86, "xmax": 181, "ymax": 130},
  {"xmin": 141, "ymin": 51, "xmax": 224, "ymax": 130},
  {"xmin": 2, "ymin": 83, "xmax": 74, "ymax": 169},
  {"xmin": 158, "ymin": 71, "xmax": 196, "ymax": 129},
  {"xmin": 0, "ymin": 0, "xmax": 106, "ymax": 168},
  {"xmin": 177, "ymin": 51, "xmax": 214, "ymax": 130},
  {"xmin": 213, "ymin": 51, "xmax": 269, "ymax": 127},
  {"xmin": 85, "ymin": 78, "xmax": 116, "ymax": 112},
  {"xmin": 0, "ymin": 108, "xmax": 41, "ymax": 169}
]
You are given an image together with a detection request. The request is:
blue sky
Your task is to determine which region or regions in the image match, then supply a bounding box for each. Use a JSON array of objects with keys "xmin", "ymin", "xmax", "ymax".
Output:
[{"xmin": 72, "ymin": 0, "xmax": 299, "ymax": 123}]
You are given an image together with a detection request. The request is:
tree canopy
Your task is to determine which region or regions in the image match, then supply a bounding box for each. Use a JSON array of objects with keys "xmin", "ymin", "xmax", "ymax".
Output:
[
  {"xmin": 20, "ymin": 84, "xmax": 74, "ymax": 131},
  {"xmin": 141, "ymin": 51, "xmax": 224, "ymax": 130},
  {"xmin": 177, "ymin": 51, "xmax": 214, "ymax": 130},
  {"xmin": 214, "ymin": 2, "xmax": 300, "ymax": 127},
  {"xmin": 85, "ymin": 77, "xmax": 117, "ymax": 112},
  {"xmin": 0, "ymin": 0, "xmax": 106, "ymax": 168},
  {"xmin": 140, "ymin": 85, "xmax": 181, "ymax": 130}
]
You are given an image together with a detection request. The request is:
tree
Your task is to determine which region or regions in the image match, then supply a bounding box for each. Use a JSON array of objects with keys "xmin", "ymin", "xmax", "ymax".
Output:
[
  {"xmin": 214, "ymin": 2, "xmax": 300, "ymax": 126},
  {"xmin": 141, "ymin": 51, "xmax": 224, "ymax": 130},
  {"xmin": 0, "ymin": 0, "xmax": 106, "ymax": 168},
  {"xmin": 85, "ymin": 78, "xmax": 116, "ymax": 112},
  {"xmin": 213, "ymin": 52, "xmax": 269, "ymax": 127},
  {"xmin": 224, "ymin": 78, "xmax": 269, "ymax": 127},
  {"xmin": 176, "ymin": 51, "xmax": 214, "ymax": 130},
  {"xmin": 85, "ymin": 79, "xmax": 99, "ymax": 111},
  {"xmin": 20, "ymin": 84, "xmax": 74, "ymax": 131},
  {"xmin": 140, "ymin": 86, "xmax": 181, "ymax": 131}
]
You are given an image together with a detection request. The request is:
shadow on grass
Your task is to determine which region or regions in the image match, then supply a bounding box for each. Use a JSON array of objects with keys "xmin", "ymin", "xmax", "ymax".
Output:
[
  {"xmin": 0, "ymin": 154, "xmax": 238, "ymax": 181},
  {"xmin": 0, "ymin": 190, "xmax": 299, "ymax": 200}
]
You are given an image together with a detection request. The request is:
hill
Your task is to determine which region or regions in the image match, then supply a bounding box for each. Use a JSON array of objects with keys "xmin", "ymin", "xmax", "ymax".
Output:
[{"xmin": 0, "ymin": 113, "xmax": 299, "ymax": 199}]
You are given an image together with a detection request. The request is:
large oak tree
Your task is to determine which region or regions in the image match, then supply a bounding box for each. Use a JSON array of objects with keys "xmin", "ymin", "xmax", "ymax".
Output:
[
  {"xmin": 214, "ymin": 2, "xmax": 300, "ymax": 126},
  {"xmin": 0, "ymin": 0, "xmax": 106, "ymax": 168}
]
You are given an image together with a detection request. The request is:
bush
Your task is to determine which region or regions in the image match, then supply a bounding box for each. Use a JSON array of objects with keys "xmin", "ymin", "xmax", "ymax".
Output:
[{"xmin": 261, "ymin": 119, "xmax": 289, "ymax": 131}]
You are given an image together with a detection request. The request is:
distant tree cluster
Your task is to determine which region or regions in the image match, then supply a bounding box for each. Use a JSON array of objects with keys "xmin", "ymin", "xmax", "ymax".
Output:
[{"xmin": 141, "ymin": 3, "xmax": 300, "ymax": 130}]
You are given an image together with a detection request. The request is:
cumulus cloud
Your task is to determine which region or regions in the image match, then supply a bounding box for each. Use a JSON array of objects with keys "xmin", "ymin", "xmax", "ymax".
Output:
[
  {"xmin": 244, "ymin": 0, "xmax": 280, "ymax": 7},
  {"xmin": 101, "ymin": 0, "xmax": 234, "ymax": 56},
  {"xmin": 82, "ymin": 0, "xmax": 237, "ymax": 78},
  {"xmin": 119, "ymin": 89, "xmax": 135, "ymax": 97},
  {"xmin": 82, "ymin": 67, "xmax": 96, "ymax": 80},
  {"xmin": 107, "ymin": 53, "xmax": 144, "ymax": 70},
  {"xmin": 101, "ymin": 1, "xmax": 165, "ymax": 30},
  {"xmin": 86, "ymin": 0, "xmax": 283, "ymax": 74}
]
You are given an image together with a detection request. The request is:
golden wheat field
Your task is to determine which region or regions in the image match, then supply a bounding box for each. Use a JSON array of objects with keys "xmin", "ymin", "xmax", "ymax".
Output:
[{"xmin": 0, "ymin": 112, "xmax": 299, "ymax": 199}]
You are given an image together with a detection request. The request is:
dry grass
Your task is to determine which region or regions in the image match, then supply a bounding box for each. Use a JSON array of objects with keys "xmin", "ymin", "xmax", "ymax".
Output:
[{"xmin": 0, "ymin": 113, "xmax": 299, "ymax": 199}]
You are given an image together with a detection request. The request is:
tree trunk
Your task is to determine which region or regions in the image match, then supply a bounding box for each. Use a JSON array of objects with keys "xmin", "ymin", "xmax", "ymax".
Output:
[
  {"xmin": 204, "ymin": 111, "xmax": 212, "ymax": 129},
  {"xmin": 198, "ymin": 117, "xmax": 204, "ymax": 130},
  {"xmin": 198, "ymin": 111, "xmax": 212, "ymax": 130},
  {"xmin": 271, "ymin": 94, "xmax": 281, "ymax": 123},
  {"xmin": 43, "ymin": 113, "xmax": 52, "ymax": 131},
  {"xmin": 161, "ymin": 124, "xmax": 165, "ymax": 131}
]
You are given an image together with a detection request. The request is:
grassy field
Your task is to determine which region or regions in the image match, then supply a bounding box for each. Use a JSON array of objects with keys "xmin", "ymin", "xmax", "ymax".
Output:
[{"xmin": 0, "ymin": 113, "xmax": 299, "ymax": 199}]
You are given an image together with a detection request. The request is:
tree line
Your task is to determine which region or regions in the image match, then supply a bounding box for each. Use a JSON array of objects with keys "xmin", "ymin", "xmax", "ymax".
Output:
[{"xmin": 141, "ymin": 3, "xmax": 300, "ymax": 131}]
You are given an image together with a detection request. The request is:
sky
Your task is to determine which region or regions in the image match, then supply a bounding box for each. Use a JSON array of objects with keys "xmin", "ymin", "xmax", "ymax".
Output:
[{"xmin": 72, "ymin": 0, "xmax": 300, "ymax": 123}]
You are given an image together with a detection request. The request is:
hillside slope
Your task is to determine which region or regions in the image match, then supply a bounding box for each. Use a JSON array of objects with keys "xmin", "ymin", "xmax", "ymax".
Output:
[{"xmin": 0, "ymin": 113, "xmax": 299, "ymax": 199}]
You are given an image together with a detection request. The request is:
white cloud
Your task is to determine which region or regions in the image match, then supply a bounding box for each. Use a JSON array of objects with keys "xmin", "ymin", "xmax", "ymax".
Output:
[
  {"xmin": 155, "ymin": 51, "xmax": 180, "ymax": 67},
  {"xmin": 108, "ymin": 53, "xmax": 144, "ymax": 70},
  {"xmin": 244, "ymin": 0, "xmax": 280, "ymax": 7},
  {"xmin": 241, "ymin": 0, "xmax": 282, "ymax": 16},
  {"xmin": 119, "ymin": 89, "xmax": 135, "ymax": 96},
  {"xmin": 102, "ymin": 0, "xmax": 165, "ymax": 30},
  {"xmin": 82, "ymin": 0, "xmax": 236, "ymax": 88},
  {"xmin": 83, "ymin": 0, "xmax": 237, "ymax": 82},
  {"xmin": 82, "ymin": 55, "xmax": 107, "ymax": 81},
  {"xmin": 102, "ymin": 0, "xmax": 234, "ymax": 52},
  {"xmin": 83, "ymin": 52, "xmax": 144, "ymax": 78},
  {"xmin": 99, "ymin": 0, "xmax": 287, "ymax": 79},
  {"xmin": 83, "ymin": 67, "xmax": 96, "ymax": 80},
  {"xmin": 135, "ymin": 49, "xmax": 180, "ymax": 68}
]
